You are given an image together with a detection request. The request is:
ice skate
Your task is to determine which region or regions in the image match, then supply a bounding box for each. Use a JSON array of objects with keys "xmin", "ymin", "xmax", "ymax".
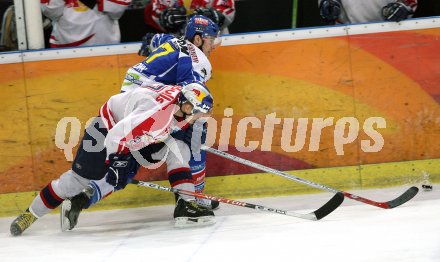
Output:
[
  {"xmin": 196, "ymin": 198, "xmax": 220, "ymax": 210},
  {"xmin": 61, "ymin": 186, "xmax": 94, "ymax": 231},
  {"xmin": 10, "ymin": 209, "xmax": 38, "ymax": 236},
  {"xmin": 174, "ymin": 197, "xmax": 215, "ymax": 228}
]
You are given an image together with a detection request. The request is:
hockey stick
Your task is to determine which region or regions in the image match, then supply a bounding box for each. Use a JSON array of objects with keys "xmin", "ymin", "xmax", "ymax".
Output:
[
  {"xmin": 130, "ymin": 179, "xmax": 344, "ymax": 221},
  {"xmin": 203, "ymin": 146, "xmax": 418, "ymax": 209}
]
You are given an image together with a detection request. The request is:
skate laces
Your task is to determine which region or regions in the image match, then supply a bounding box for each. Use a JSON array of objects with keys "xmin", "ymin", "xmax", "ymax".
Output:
[
  {"xmin": 188, "ymin": 201, "xmax": 208, "ymax": 211},
  {"xmin": 16, "ymin": 211, "xmax": 37, "ymax": 230}
]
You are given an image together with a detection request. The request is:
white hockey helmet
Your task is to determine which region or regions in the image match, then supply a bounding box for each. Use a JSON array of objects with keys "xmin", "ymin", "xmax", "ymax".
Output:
[{"xmin": 179, "ymin": 82, "xmax": 213, "ymax": 114}]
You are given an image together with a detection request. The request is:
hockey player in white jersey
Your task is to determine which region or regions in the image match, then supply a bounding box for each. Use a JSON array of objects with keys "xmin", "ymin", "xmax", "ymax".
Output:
[
  {"xmin": 319, "ymin": 0, "xmax": 417, "ymax": 24},
  {"xmin": 10, "ymin": 82, "xmax": 215, "ymax": 236},
  {"xmin": 41, "ymin": 0, "xmax": 131, "ymax": 47},
  {"xmin": 56, "ymin": 15, "xmax": 221, "ymax": 232}
]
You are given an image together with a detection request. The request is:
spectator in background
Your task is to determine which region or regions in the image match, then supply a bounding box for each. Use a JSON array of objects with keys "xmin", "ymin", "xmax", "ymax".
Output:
[
  {"xmin": 318, "ymin": 0, "xmax": 417, "ymax": 25},
  {"xmin": 41, "ymin": 0, "xmax": 131, "ymax": 48},
  {"xmin": 144, "ymin": 0, "xmax": 235, "ymax": 35}
]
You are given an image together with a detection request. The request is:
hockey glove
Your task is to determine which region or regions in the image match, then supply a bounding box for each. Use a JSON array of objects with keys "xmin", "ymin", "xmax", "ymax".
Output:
[
  {"xmin": 138, "ymin": 33, "xmax": 156, "ymax": 57},
  {"xmin": 382, "ymin": 1, "xmax": 414, "ymax": 22},
  {"xmin": 194, "ymin": 8, "xmax": 225, "ymax": 28},
  {"xmin": 159, "ymin": 7, "xmax": 187, "ymax": 32},
  {"xmin": 319, "ymin": 0, "xmax": 342, "ymax": 24},
  {"xmin": 106, "ymin": 153, "xmax": 138, "ymax": 191}
]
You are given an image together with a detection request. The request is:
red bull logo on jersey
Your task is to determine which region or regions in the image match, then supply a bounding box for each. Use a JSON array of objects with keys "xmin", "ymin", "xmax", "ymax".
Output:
[
  {"xmin": 194, "ymin": 17, "xmax": 209, "ymax": 26},
  {"xmin": 155, "ymin": 85, "xmax": 183, "ymax": 104}
]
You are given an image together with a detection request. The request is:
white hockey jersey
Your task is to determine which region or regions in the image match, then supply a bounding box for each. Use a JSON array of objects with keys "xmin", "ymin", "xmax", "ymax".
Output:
[
  {"xmin": 318, "ymin": 0, "xmax": 417, "ymax": 24},
  {"xmin": 41, "ymin": 0, "xmax": 131, "ymax": 47},
  {"xmin": 100, "ymin": 84, "xmax": 187, "ymax": 157}
]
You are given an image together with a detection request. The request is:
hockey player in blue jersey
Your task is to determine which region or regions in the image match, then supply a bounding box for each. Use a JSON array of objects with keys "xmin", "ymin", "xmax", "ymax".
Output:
[{"xmin": 59, "ymin": 15, "xmax": 221, "ymax": 230}]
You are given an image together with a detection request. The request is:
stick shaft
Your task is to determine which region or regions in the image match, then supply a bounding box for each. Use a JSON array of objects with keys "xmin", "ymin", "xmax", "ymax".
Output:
[
  {"xmin": 130, "ymin": 179, "xmax": 319, "ymax": 220},
  {"xmin": 203, "ymin": 146, "xmax": 417, "ymax": 209}
]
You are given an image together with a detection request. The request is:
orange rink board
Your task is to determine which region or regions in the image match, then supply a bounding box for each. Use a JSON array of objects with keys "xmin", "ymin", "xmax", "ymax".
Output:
[{"xmin": 0, "ymin": 19, "xmax": 439, "ymax": 215}]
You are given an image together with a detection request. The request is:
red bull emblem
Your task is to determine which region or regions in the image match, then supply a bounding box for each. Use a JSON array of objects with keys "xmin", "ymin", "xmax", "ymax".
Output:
[
  {"xmin": 194, "ymin": 17, "xmax": 209, "ymax": 26},
  {"xmin": 192, "ymin": 89, "xmax": 201, "ymax": 97},
  {"xmin": 191, "ymin": 88, "xmax": 207, "ymax": 103}
]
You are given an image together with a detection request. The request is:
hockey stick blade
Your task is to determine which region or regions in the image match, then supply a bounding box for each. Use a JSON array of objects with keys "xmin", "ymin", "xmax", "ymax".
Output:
[
  {"xmin": 130, "ymin": 179, "xmax": 342, "ymax": 221},
  {"xmin": 386, "ymin": 186, "xmax": 419, "ymax": 208},
  {"xmin": 313, "ymin": 192, "xmax": 344, "ymax": 220},
  {"xmin": 344, "ymin": 186, "xmax": 419, "ymax": 209},
  {"xmin": 203, "ymin": 146, "xmax": 419, "ymax": 209}
]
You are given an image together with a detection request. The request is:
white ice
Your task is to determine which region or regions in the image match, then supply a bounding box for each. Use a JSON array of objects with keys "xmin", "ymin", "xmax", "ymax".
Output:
[{"xmin": 0, "ymin": 185, "xmax": 439, "ymax": 262}]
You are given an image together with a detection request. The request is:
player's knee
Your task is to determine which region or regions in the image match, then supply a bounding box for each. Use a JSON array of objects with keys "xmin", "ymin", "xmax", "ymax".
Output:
[
  {"xmin": 167, "ymin": 139, "xmax": 192, "ymax": 166},
  {"xmin": 54, "ymin": 169, "xmax": 91, "ymax": 198}
]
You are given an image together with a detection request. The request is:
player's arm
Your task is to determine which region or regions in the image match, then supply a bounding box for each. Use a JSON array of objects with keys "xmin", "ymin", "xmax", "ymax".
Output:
[
  {"xmin": 104, "ymin": 103, "xmax": 177, "ymax": 157},
  {"xmin": 96, "ymin": 0, "xmax": 131, "ymax": 20},
  {"xmin": 40, "ymin": 0, "xmax": 65, "ymax": 20},
  {"xmin": 138, "ymin": 33, "xmax": 175, "ymax": 57},
  {"xmin": 104, "ymin": 101, "xmax": 177, "ymax": 189},
  {"xmin": 210, "ymin": 0, "xmax": 236, "ymax": 28}
]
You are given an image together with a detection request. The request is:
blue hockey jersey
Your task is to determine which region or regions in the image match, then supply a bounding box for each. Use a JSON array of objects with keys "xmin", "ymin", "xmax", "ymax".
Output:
[{"xmin": 121, "ymin": 35, "xmax": 212, "ymax": 92}]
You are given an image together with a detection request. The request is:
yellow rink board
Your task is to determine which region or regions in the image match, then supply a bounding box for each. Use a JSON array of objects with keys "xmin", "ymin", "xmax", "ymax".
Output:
[{"xmin": 1, "ymin": 158, "xmax": 438, "ymax": 217}]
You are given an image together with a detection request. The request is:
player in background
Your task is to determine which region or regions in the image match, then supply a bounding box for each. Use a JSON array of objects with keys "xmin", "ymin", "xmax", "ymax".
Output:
[
  {"xmin": 145, "ymin": 0, "xmax": 235, "ymax": 35},
  {"xmin": 59, "ymin": 15, "xmax": 221, "ymax": 231},
  {"xmin": 318, "ymin": 0, "xmax": 417, "ymax": 24},
  {"xmin": 41, "ymin": 0, "xmax": 131, "ymax": 48},
  {"xmin": 10, "ymin": 82, "xmax": 215, "ymax": 236}
]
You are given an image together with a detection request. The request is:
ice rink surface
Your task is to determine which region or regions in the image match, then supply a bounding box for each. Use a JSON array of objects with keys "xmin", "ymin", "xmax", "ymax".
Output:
[{"xmin": 0, "ymin": 185, "xmax": 439, "ymax": 262}]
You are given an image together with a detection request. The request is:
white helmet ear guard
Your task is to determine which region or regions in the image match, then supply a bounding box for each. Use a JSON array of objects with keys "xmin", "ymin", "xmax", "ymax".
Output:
[{"xmin": 179, "ymin": 83, "xmax": 213, "ymax": 114}]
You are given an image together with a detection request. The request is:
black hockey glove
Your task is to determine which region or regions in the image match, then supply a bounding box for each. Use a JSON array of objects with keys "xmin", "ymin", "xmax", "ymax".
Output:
[
  {"xmin": 159, "ymin": 7, "xmax": 187, "ymax": 32},
  {"xmin": 382, "ymin": 1, "xmax": 414, "ymax": 22},
  {"xmin": 319, "ymin": 0, "xmax": 342, "ymax": 24},
  {"xmin": 138, "ymin": 33, "xmax": 156, "ymax": 57},
  {"xmin": 106, "ymin": 153, "xmax": 138, "ymax": 190},
  {"xmin": 194, "ymin": 8, "xmax": 225, "ymax": 28}
]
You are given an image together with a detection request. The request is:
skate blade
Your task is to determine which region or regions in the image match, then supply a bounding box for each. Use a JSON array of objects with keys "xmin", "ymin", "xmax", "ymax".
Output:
[
  {"xmin": 60, "ymin": 200, "xmax": 72, "ymax": 232},
  {"xmin": 174, "ymin": 216, "xmax": 216, "ymax": 228}
]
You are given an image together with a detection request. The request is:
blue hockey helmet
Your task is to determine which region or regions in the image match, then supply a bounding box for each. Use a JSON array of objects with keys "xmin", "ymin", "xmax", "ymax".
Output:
[
  {"xmin": 184, "ymin": 15, "xmax": 219, "ymax": 40},
  {"xmin": 179, "ymin": 82, "xmax": 213, "ymax": 114}
]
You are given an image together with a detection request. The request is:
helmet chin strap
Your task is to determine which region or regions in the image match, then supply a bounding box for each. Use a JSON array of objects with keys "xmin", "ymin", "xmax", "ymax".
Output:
[
  {"xmin": 199, "ymin": 39, "xmax": 205, "ymax": 51},
  {"xmin": 191, "ymin": 34, "xmax": 205, "ymax": 51},
  {"xmin": 178, "ymin": 100, "xmax": 193, "ymax": 118}
]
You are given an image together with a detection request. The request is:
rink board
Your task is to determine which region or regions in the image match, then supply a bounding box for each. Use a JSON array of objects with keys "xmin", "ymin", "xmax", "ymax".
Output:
[
  {"xmin": 0, "ymin": 18, "xmax": 439, "ymax": 216},
  {"xmin": 0, "ymin": 158, "xmax": 438, "ymax": 217}
]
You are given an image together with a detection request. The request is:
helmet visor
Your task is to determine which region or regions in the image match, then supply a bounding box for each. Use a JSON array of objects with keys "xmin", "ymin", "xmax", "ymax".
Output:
[{"xmin": 203, "ymin": 34, "xmax": 222, "ymax": 49}]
